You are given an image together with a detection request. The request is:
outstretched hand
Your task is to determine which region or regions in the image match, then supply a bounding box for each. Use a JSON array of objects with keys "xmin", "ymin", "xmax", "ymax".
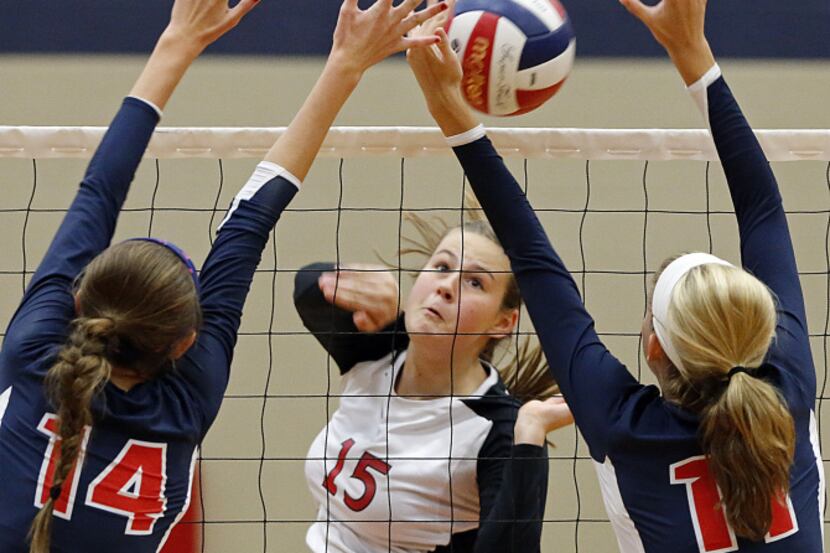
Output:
[
  {"xmin": 619, "ymin": 0, "xmax": 715, "ymax": 85},
  {"xmin": 319, "ymin": 265, "xmax": 401, "ymax": 332},
  {"xmin": 406, "ymin": 0, "xmax": 462, "ymax": 97},
  {"xmin": 331, "ymin": 0, "xmax": 448, "ymax": 76},
  {"xmin": 167, "ymin": 0, "xmax": 260, "ymax": 53},
  {"xmin": 129, "ymin": 0, "xmax": 259, "ymax": 110},
  {"xmin": 514, "ymin": 396, "xmax": 574, "ymax": 446},
  {"xmin": 406, "ymin": 0, "xmax": 479, "ymax": 137}
]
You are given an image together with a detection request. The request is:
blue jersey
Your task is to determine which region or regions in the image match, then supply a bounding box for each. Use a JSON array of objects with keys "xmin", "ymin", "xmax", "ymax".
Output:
[
  {"xmin": 451, "ymin": 70, "xmax": 824, "ymax": 552},
  {"xmin": 0, "ymin": 97, "xmax": 299, "ymax": 552}
]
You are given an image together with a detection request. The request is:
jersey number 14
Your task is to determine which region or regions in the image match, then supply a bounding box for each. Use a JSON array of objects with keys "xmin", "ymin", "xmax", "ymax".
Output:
[
  {"xmin": 35, "ymin": 413, "xmax": 167, "ymax": 535},
  {"xmin": 670, "ymin": 455, "xmax": 798, "ymax": 552}
]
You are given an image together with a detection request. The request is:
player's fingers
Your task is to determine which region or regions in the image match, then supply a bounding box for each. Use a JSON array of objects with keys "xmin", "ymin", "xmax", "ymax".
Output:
[
  {"xmin": 342, "ymin": 0, "xmax": 359, "ymax": 13},
  {"xmin": 227, "ymin": 0, "xmax": 260, "ymax": 24},
  {"xmin": 435, "ymin": 28, "xmax": 455, "ymax": 60},
  {"xmin": 353, "ymin": 311, "xmax": 377, "ymax": 332},
  {"xmin": 373, "ymin": 0, "xmax": 394, "ymax": 13},
  {"xmin": 393, "ymin": 0, "xmax": 424, "ymax": 20},
  {"xmin": 321, "ymin": 284, "xmax": 371, "ymax": 311},
  {"xmin": 400, "ymin": 1, "xmax": 448, "ymax": 33},
  {"xmin": 619, "ymin": 0, "xmax": 655, "ymax": 24},
  {"xmin": 401, "ymin": 34, "xmax": 441, "ymax": 52},
  {"xmin": 319, "ymin": 273, "xmax": 365, "ymax": 298}
]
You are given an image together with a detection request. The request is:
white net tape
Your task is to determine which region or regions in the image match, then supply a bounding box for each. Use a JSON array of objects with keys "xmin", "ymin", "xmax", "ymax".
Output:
[{"xmin": 2, "ymin": 126, "xmax": 829, "ymax": 161}]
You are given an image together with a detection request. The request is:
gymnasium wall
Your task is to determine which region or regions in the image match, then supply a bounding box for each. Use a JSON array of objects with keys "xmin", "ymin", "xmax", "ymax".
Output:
[
  {"xmin": 1, "ymin": 0, "xmax": 828, "ymax": 58},
  {"xmin": 1, "ymin": 4, "xmax": 828, "ymax": 549}
]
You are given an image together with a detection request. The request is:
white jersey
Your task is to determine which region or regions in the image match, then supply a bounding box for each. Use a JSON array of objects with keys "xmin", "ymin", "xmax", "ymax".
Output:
[
  {"xmin": 306, "ymin": 350, "xmax": 500, "ymax": 552},
  {"xmin": 295, "ymin": 263, "xmax": 549, "ymax": 553}
]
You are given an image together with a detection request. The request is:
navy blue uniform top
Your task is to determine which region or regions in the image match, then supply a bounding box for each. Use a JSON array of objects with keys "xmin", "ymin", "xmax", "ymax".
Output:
[
  {"xmin": 451, "ymin": 69, "xmax": 823, "ymax": 552},
  {"xmin": 294, "ymin": 264, "xmax": 549, "ymax": 553},
  {"xmin": 0, "ymin": 97, "xmax": 299, "ymax": 552}
]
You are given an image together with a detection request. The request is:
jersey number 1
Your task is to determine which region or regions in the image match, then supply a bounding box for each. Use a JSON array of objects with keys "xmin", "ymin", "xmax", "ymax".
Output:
[
  {"xmin": 670, "ymin": 455, "xmax": 798, "ymax": 552},
  {"xmin": 35, "ymin": 413, "xmax": 167, "ymax": 534},
  {"xmin": 323, "ymin": 438, "xmax": 391, "ymax": 512}
]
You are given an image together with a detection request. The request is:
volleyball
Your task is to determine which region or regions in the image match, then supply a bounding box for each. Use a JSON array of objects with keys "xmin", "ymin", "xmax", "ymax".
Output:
[{"xmin": 448, "ymin": 0, "xmax": 576, "ymax": 116}]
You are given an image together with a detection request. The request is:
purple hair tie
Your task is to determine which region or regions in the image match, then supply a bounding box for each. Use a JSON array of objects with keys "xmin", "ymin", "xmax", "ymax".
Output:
[{"xmin": 127, "ymin": 238, "xmax": 200, "ymax": 294}]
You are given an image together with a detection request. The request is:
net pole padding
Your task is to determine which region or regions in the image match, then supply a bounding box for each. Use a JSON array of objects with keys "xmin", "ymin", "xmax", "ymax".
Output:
[{"xmin": 1, "ymin": 126, "xmax": 829, "ymax": 162}]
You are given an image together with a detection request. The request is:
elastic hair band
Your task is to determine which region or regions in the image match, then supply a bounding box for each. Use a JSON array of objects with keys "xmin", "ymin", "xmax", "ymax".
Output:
[
  {"xmin": 727, "ymin": 366, "xmax": 754, "ymax": 380},
  {"xmin": 127, "ymin": 238, "xmax": 200, "ymax": 294},
  {"xmin": 50, "ymin": 485, "xmax": 62, "ymax": 501},
  {"xmin": 651, "ymin": 253, "xmax": 733, "ymax": 371}
]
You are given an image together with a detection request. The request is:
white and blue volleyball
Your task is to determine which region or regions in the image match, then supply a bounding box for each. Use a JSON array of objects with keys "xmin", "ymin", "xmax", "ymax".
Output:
[{"xmin": 448, "ymin": 0, "xmax": 575, "ymax": 116}]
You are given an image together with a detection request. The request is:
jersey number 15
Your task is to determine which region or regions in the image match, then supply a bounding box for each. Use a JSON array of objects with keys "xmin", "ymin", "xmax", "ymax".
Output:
[
  {"xmin": 35, "ymin": 413, "xmax": 167, "ymax": 535},
  {"xmin": 323, "ymin": 438, "xmax": 391, "ymax": 512}
]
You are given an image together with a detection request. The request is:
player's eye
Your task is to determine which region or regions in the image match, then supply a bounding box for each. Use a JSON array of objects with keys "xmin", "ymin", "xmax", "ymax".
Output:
[
  {"xmin": 466, "ymin": 276, "xmax": 483, "ymax": 289},
  {"xmin": 434, "ymin": 262, "xmax": 450, "ymax": 273}
]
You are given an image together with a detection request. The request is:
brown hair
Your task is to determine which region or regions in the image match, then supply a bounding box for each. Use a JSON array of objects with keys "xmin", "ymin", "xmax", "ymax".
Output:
[
  {"xmin": 395, "ymin": 197, "xmax": 558, "ymax": 404},
  {"xmin": 653, "ymin": 258, "xmax": 794, "ymax": 541},
  {"xmin": 29, "ymin": 240, "xmax": 202, "ymax": 553}
]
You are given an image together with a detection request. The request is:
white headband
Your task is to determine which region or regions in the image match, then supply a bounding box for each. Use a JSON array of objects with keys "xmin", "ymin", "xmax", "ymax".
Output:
[{"xmin": 652, "ymin": 253, "xmax": 734, "ymax": 371}]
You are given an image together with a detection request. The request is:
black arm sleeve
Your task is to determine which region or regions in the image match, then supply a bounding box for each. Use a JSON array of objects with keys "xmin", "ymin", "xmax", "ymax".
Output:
[
  {"xmin": 473, "ymin": 441, "xmax": 548, "ymax": 553},
  {"xmin": 293, "ymin": 262, "xmax": 408, "ymax": 374}
]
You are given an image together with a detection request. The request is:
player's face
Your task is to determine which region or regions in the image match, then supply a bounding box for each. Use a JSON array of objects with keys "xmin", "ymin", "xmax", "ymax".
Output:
[{"xmin": 405, "ymin": 228, "xmax": 517, "ymax": 354}]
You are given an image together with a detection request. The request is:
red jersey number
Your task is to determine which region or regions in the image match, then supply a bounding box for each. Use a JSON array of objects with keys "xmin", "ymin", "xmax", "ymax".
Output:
[
  {"xmin": 670, "ymin": 455, "xmax": 798, "ymax": 552},
  {"xmin": 35, "ymin": 414, "xmax": 168, "ymax": 535},
  {"xmin": 323, "ymin": 439, "xmax": 391, "ymax": 512},
  {"xmin": 35, "ymin": 414, "xmax": 91, "ymax": 520}
]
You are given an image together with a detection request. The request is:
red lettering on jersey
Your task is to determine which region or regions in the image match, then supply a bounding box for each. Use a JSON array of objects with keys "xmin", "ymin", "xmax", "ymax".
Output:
[
  {"xmin": 323, "ymin": 438, "xmax": 392, "ymax": 512},
  {"xmin": 85, "ymin": 440, "xmax": 167, "ymax": 535},
  {"xmin": 343, "ymin": 452, "xmax": 391, "ymax": 512},
  {"xmin": 34, "ymin": 414, "xmax": 91, "ymax": 520},
  {"xmin": 670, "ymin": 455, "xmax": 798, "ymax": 552},
  {"xmin": 323, "ymin": 439, "xmax": 355, "ymax": 496},
  {"xmin": 671, "ymin": 456, "xmax": 736, "ymax": 552},
  {"xmin": 766, "ymin": 492, "xmax": 799, "ymax": 542}
]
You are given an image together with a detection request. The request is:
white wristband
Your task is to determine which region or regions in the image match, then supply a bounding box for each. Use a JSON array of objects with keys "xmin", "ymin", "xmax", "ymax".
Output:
[
  {"xmin": 217, "ymin": 161, "xmax": 302, "ymax": 231},
  {"xmin": 445, "ymin": 124, "xmax": 487, "ymax": 148},
  {"xmin": 686, "ymin": 64, "xmax": 722, "ymax": 124}
]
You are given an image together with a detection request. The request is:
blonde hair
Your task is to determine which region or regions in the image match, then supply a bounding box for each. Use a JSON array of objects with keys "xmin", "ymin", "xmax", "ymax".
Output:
[
  {"xmin": 393, "ymin": 195, "xmax": 558, "ymax": 404},
  {"xmin": 657, "ymin": 261, "xmax": 795, "ymax": 541},
  {"xmin": 29, "ymin": 241, "xmax": 202, "ymax": 553}
]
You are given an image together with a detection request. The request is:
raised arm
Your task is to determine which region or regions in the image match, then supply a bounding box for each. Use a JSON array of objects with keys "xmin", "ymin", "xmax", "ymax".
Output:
[
  {"xmin": 404, "ymin": 14, "xmax": 641, "ymax": 459},
  {"xmin": 1, "ymin": 0, "xmax": 258, "ymax": 379},
  {"xmin": 621, "ymin": 0, "xmax": 810, "ymax": 372},
  {"xmin": 185, "ymin": 0, "xmax": 448, "ymax": 421}
]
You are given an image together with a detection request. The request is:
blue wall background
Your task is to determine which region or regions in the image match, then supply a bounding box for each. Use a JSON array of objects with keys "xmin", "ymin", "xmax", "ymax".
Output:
[{"xmin": 0, "ymin": 0, "xmax": 827, "ymax": 58}]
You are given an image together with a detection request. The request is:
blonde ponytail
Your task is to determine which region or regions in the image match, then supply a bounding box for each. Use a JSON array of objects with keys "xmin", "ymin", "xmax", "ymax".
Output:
[{"xmin": 660, "ymin": 262, "xmax": 795, "ymax": 541}]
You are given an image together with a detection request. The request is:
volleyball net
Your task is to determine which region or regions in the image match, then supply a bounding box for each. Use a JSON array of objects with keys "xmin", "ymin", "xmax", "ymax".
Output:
[{"xmin": 1, "ymin": 126, "xmax": 828, "ymax": 553}]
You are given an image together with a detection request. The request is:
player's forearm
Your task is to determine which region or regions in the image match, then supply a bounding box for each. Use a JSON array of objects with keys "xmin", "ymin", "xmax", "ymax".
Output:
[
  {"xmin": 128, "ymin": 31, "xmax": 203, "ymax": 111},
  {"xmin": 425, "ymin": 86, "xmax": 479, "ymax": 137},
  {"xmin": 666, "ymin": 39, "xmax": 716, "ymax": 86},
  {"xmin": 264, "ymin": 60, "xmax": 362, "ymax": 181}
]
